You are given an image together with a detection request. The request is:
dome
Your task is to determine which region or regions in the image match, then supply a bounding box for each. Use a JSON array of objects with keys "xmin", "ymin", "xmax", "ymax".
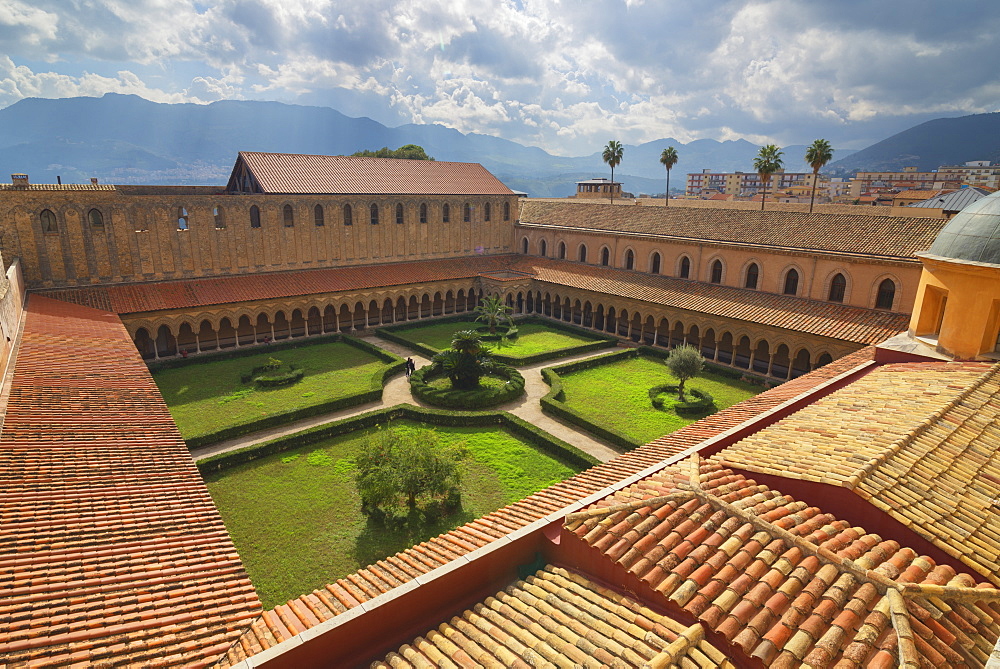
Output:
[{"xmin": 927, "ymin": 189, "xmax": 1000, "ymax": 265}]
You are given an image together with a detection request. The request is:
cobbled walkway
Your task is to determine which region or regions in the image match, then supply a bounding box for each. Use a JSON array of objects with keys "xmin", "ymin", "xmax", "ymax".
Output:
[{"xmin": 189, "ymin": 335, "xmax": 621, "ymax": 463}]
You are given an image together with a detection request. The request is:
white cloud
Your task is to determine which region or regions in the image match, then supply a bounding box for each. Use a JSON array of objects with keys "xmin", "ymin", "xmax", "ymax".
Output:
[{"xmin": 0, "ymin": 0, "xmax": 997, "ymax": 154}]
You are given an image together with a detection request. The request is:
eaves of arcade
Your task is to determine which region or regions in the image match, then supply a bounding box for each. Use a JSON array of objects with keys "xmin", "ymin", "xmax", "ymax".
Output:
[{"xmin": 37, "ymin": 254, "xmax": 908, "ymax": 351}]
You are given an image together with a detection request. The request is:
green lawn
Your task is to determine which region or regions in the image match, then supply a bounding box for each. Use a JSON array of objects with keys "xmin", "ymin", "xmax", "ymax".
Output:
[
  {"xmin": 153, "ymin": 341, "xmax": 392, "ymax": 441},
  {"xmin": 203, "ymin": 420, "xmax": 583, "ymax": 608},
  {"xmin": 558, "ymin": 356, "xmax": 761, "ymax": 445},
  {"xmin": 392, "ymin": 320, "xmax": 602, "ymax": 358}
]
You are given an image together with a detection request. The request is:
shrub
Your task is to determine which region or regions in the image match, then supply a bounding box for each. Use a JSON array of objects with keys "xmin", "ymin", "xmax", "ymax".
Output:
[
  {"xmin": 649, "ymin": 384, "xmax": 716, "ymax": 414},
  {"xmin": 410, "ymin": 364, "xmax": 525, "ymax": 409}
]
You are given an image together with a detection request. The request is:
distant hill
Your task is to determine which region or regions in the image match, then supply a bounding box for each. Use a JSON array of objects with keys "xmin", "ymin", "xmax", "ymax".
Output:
[
  {"xmin": 1, "ymin": 93, "xmax": 943, "ymax": 196},
  {"xmin": 826, "ymin": 112, "xmax": 1000, "ymax": 174}
]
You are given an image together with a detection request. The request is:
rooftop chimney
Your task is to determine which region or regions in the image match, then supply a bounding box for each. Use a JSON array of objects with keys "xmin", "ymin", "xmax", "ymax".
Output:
[
  {"xmin": 11, "ymin": 174, "xmax": 28, "ymax": 189},
  {"xmin": 90, "ymin": 177, "xmax": 99, "ymax": 185}
]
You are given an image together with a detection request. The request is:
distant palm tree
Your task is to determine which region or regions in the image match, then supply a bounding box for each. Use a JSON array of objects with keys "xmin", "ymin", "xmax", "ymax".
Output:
[
  {"xmin": 805, "ymin": 139, "xmax": 834, "ymax": 213},
  {"xmin": 753, "ymin": 144, "xmax": 784, "ymax": 211},
  {"xmin": 659, "ymin": 147, "xmax": 679, "ymax": 207},
  {"xmin": 602, "ymin": 140, "xmax": 624, "ymax": 203},
  {"xmin": 473, "ymin": 295, "xmax": 512, "ymax": 334}
]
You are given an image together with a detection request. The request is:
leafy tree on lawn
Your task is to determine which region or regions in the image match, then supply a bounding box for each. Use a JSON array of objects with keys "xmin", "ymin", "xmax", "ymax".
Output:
[
  {"xmin": 666, "ymin": 344, "xmax": 705, "ymax": 401},
  {"xmin": 753, "ymin": 144, "xmax": 784, "ymax": 211},
  {"xmin": 474, "ymin": 294, "xmax": 513, "ymax": 334},
  {"xmin": 659, "ymin": 146, "xmax": 679, "ymax": 206},
  {"xmin": 602, "ymin": 140, "xmax": 624, "ymax": 203},
  {"xmin": 355, "ymin": 428, "xmax": 464, "ymax": 520},
  {"xmin": 805, "ymin": 139, "xmax": 834, "ymax": 213}
]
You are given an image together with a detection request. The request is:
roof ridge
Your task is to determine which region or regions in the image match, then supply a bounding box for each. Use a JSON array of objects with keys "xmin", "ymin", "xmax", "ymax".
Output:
[{"xmin": 845, "ymin": 362, "xmax": 1000, "ymax": 491}]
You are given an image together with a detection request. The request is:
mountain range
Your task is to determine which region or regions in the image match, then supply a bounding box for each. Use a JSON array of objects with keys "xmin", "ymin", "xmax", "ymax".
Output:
[{"xmin": 0, "ymin": 94, "xmax": 996, "ymax": 196}]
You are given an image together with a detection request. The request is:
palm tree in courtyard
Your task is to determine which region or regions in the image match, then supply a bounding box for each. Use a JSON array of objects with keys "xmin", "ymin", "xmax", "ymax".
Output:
[
  {"xmin": 473, "ymin": 294, "xmax": 513, "ymax": 335},
  {"xmin": 659, "ymin": 146, "xmax": 679, "ymax": 206},
  {"xmin": 602, "ymin": 140, "xmax": 624, "ymax": 203},
  {"xmin": 753, "ymin": 144, "xmax": 784, "ymax": 211},
  {"xmin": 805, "ymin": 139, "xmax": 834, "ymax": 214}
]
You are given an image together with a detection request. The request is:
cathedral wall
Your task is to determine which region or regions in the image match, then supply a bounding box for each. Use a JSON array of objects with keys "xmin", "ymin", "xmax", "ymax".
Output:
[{"xmin": 1, "ymin": 191, "xmax": 518, "ymax": 288}]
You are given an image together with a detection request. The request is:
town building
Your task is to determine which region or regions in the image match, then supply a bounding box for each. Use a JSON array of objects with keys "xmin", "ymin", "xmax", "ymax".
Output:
[
  {"xmin": 936, "ymin": 160, "xmax": 1000, "ymax": 191},
  {"xmin": 685, "ymin": 169, "xmax": 819, "ymax": 200},
  {"xmin": 2, "ymin": 155, "xmax": 1000, "ymax": 667},
  {"xmin": 574, "ymin": 177, "xmax": 622, "ymax": 199}
]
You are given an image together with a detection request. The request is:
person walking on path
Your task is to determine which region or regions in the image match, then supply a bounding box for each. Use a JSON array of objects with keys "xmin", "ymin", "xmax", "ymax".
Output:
[{"xmin": 405, "ymin": 357, "xmax": 416, "ymax": 379}]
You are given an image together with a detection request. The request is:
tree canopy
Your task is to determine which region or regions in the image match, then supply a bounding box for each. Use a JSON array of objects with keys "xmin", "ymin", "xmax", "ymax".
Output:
[
  {"xmin": 602, "ymin": 140, "xmax": 624, "ymax": 203},
  {"xmin": 354, "ymin": 427, "xmax": 464, "ymax": 521},
  {"xmin": 666, "ymin": 344, "xmax": 705, "ymax": 401},
  {"xmin": 805, "ymin": 139, "xmax": 834, "ymax": 213},
  {"xmin": 659, "ymin": 146, "xmax": 679, "ymax": 206},
  {"xmin": 473, "ymin": 294, "xmax": 513, "ymax": 335},
  {"xmin": 753, "ymin": 144, "xmax": 784, "ymax": 211},
  {"xmin": 431, "ymin": 329, "xmax": 498, "ymax": 390},
  {"xmin": 351, "ymin": 144, "xmax": 434, "ymax": 160}
]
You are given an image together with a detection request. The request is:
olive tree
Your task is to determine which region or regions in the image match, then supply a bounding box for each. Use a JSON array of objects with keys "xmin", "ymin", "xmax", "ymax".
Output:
[{"xmin": 666, "ymin": 344, "xmax": 705, "ymax": 401}]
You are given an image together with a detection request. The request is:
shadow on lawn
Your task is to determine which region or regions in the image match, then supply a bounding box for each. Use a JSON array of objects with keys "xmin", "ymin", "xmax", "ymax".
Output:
[{"xmin": 352, "ymin": 507, "xmax": 478, "ymax": 569}]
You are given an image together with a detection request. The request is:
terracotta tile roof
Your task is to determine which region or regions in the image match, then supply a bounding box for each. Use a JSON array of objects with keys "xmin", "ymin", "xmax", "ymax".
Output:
[
  {"xmin": 234, "ymin": 151, "xmax": 514, "ymax": 195},
  {"xmin": 40, "ymin": 256, "xmax": 521, "ymax": 314},
  {"xmin": 519, "ymin": 200, "xmax": 946, "ymax": 258},
  {"xmin": 214, "ymin": 348, "xmax": 875, "ymax": 666},
  {"xmin": 375, "ymin": 564, "xmax": 735, "ymax": 668},
  {"xmin": 520, "ymin": 257, "xmax": 909, "ymax": 345},
  {"xmin": 0, "ymin": 296, "xmax": 261, "ymax": 667},
  {"xmin": 40, "ymin": 256, "xmax": 908, "ymax": 345},
  {"xmin": 568, "ymin": 457, "xmax": 1000, "ymax": 666},
  {"xmin": 712, "ymin": 361, "xmax": 1000, "ymax": 585}
]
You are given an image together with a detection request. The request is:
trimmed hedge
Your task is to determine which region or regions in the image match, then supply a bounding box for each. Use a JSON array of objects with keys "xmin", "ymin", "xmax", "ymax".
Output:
[
  {"xmin": 649, "ymin": 384, "xmax": 716, "ymax": 414},
  {"xmin": 377, "ymin": 315, "xmax": 618, "ymax": 367},
  {"xmin": 196, "ymin": 403, "xmax": 600, "ymax": 474},
  {"xmin": 409, "ymin": 364, "xmax": 526, "ymax": 409},
  {"xmin": 182, "ymin": 336, "xmax": 405, "ymax": 449}
]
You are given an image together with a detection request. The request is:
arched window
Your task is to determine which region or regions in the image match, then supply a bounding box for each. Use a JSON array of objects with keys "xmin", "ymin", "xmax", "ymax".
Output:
[
  {"xmin": 744, "ymin": 263, "xmax": 759, "ymax": 289},
  {"xmin": 679, "ymin": 256, "xmax": 691, "ymax": 279},
  {"xmin": 484, "ymin": 202, "xmax": 491, "ymax": 221},
  {"xmin": 283, "ymin": 204, "xmax": 294, "ymax": 227},
  {"xmin": 558, "ymin": 242, "xmax": 566, "ymax": 260},
  {"xmin": 396, "ymin": 203, "xmax": 404, "ymax": 225},
  {"xmin": 443, "ymin": 203, "xmax": 450, "ymax": 223},
  {"xmin": 463, "ymin": 203, "xmax": 471, "ymax": 222},
  {"xmin": 370, "ymin": 203, "xmax": 379, "ymax": 225},
  {"xmin": 624, "ymin": 249, "xmax": 634, "ymax": 270},
  {"xmin": 503, "ymin": 201, "xmax": 511, "ymax": 221},
  {"xmin": 828, "ymin": 273, "xmax": 847, "ymax": 302},
  {"xmin": 650, "ymin": 252, "xmax": 661, "ymax": 274},
  {"xmin": 419, "ymin": 203, "xmax": 427, "ymax": 224},
  {"xmin": 540, "ymin": 239, "xmax": 547, "ymax": 257},
  {"xmin": 578, "ymin": 244, "xmax": 588, "ymax": 262},
  {"xmin": 783, "ymin": 268, "xmax": 799, "ymax": 295},
  {"xmin": 601, "ymin": 247, "xmax": 610, "ymax": 266},
  {"xmin": 214, "ymin": 206, "xmax": 226, "ymax": 229},
  {"xmin": 875, "ymin": 279, "xmax": 896, "ymax": 310},
  {"xmin": 177, "ymin": 207, "xmax": 189, "ymax": 230},
  {"xmin": 88, "ymin": 208, "xmax": 105, "ymax": 228},
  {"xmin": 250, "ymin": 205, "xmax": 261, "ymax": 228},
  {"xmin": 521, "ymin": 237, "xmax": 529, "ymax": 254},
  {"xmin": 40, "ymin": 209, "xmax": 57, "ymax": 233},
  {"xmin": 343, "ymin": 204, "xmax": 353, "ymax": 226},
  {"xmin": 710, "ymin": 259, "xmax": 723, "ymax": 284},
  {"xmin": 314, "ymin": 204, "xmax": 324, "ymax": 226}
]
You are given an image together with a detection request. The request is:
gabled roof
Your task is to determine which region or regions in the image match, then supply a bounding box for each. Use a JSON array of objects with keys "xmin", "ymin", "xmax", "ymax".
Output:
[
  {"xmin": 909, "ymin": 186, "xmax": 992, "ymax": 211},
  {"xmin": 226, "ymin": 151, "xmax": 514, "ymax": 196},
  {"xmin": 711, "ymin": 361, "xmax": 1000, "ymax": 583},
  {"xmin": 0, "ymin": 296, "xmax": 261, "ymax": 666},
  {"xmin": 519, "ymin": 200, "xmax": 946, "ymax": 259},
  {"xmin": 569, "ymin": 457, "xmax": 1000, "ymax": 666}
]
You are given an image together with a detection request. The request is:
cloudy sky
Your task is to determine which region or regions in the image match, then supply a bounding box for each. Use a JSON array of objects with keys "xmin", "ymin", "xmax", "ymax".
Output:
[{"xmin": 2, "ymin": 0, "xmax": 998, "ymax": 156}]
